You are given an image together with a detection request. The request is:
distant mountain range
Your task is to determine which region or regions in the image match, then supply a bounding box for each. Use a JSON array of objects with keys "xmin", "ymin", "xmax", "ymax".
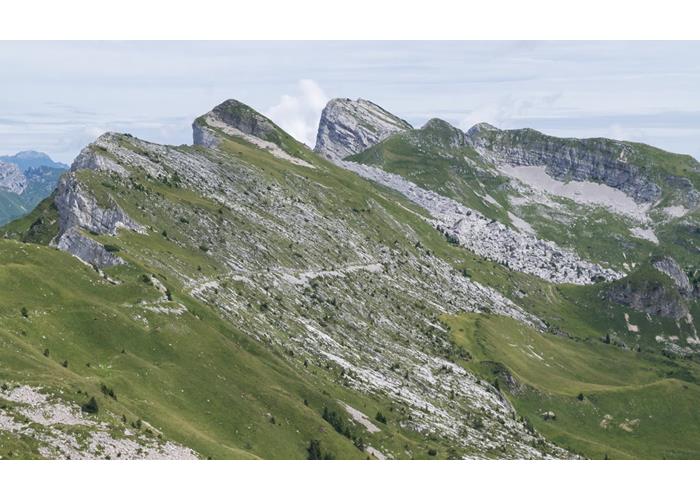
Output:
[
  {"xmin": 0, "ymin": 151, "xmax": 67, "ymax": 225},
  {"xmin": 0, "ymin": 150, "xmax": 69, "ymax": 172}
]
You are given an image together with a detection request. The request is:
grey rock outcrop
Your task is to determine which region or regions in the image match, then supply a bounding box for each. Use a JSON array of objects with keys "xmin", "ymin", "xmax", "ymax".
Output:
[
  {"xmin": 605, "ymin": 279, "xmax": 688, "ymax": 320},
  {"xmin": 49, "ymin": 142, "xmax": 145, "ymax": 267},
  {"xmin": 0, "ymin": 161, "xmax": 27, "ymax": 194},
  {"xmin": 71, "ymin": 141, "xmax": 130, "ymax": 177},
  {"xmin": 54, "ymin": 174, "xmax": 143, "ymax": 236},
  {"xmin": 466, "ymin": 124, "xmax": 663, "ymax": 204},
  {"xmin": 314, "ymin": 98, "xmax": 413, "ymax": 160},
  {"xmin": 652, "ymin": 256, "xmax": 693, "ymax": 295},
  {"xmin": 55, "ymin": 227, "xmax": 125, "ymax": 267},
  {"xmin": 192, "ymin": 121, "xmax": 220, "ymax": 148},
  {"xmin": 339, "ymin": 159, "xmax": 623, "ymax": 284}
]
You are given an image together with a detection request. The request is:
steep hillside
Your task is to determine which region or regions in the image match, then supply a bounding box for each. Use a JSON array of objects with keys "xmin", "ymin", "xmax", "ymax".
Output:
[
  {"xmin": 2, "ymin": 100, "xmax": 575, "ymax": 459},
  {"xmin": 2, "ymin": 98, "xmax": 699, "ymax": 459}
]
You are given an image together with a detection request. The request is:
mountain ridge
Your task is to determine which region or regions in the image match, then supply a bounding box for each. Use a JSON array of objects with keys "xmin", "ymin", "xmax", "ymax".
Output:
[{"xmin": 1, "ymin": 97, "xmax": 699, "ymax": 459}]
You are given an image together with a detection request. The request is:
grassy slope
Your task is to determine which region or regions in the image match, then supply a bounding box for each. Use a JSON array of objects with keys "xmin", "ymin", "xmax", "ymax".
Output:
[
  {"xmin": 2, "ymin": 131, "xmax": 506, "ymax": 459},
  {"xmin": 349, "ymin": 130, "xmax": 513, "ymax": 226},
  {"xmin": 0, "ymin": 235, "xmax": 440, "ymax": 459},
  {"xmin": 445, "ymin": 313, "xmax": 700, "ymax": 459}
]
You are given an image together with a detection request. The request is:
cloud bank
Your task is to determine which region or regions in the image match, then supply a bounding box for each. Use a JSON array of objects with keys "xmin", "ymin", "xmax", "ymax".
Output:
[
  {"xmin": 1, "ymin": 41, "xmax": 700, "ymax": 162},
  {"xmin": 266, "ymin": 79, "xmax": 328, "ymax": 147}
]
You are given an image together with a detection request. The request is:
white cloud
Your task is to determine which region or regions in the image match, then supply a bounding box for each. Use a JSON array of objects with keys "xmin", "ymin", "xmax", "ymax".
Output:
[
  {"xmin": 458, "ymin": 93, "xmax": 564, "ymax": 131},
  {"xmin": 266, "ymin": 79, "xmax": 328, "ymax": 146}
]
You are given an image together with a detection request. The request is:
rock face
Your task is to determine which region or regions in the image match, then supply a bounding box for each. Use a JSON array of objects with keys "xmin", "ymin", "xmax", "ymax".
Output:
[
  {"xmin": 71, "ymin": 141, "xmax": 130, "ymax": 177},
  {"xmin": 54, "ymin": 174, "xmax": 142, "ymax": 237},
  {"xmin": 606, "ymin": 256, "xmax": 695, "ymax": 320},
  {"xmin": 0, "ymin": 161, "xmax": 28, "ymax": 194},
  {"xmin": 49, "ymin": 138, "xmax": 145, "ymax": 267},
  {"xmin": 652, "ymin": 256, "xmax": 693, "ymax": 294},
  {"xmin": 55, "ymin": 227, "xmax": 125, "ymax": 267},
  {"xmin": 314, "ymin": 98, "xmax": 413, "ymax": 160},
  {"xmin": 466, "ymin": 124, "xmax": 663, "ymax": 204},
  {"xmin": 606, "ymin": 280, "xmax": 688, "ymax": 320}
]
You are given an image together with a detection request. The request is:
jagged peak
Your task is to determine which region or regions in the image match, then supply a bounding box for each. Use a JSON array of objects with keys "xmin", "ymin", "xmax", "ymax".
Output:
[
  {"xmin": 323, "ymin": 98, "xmax": 412, "ymax": 130},
  {"xmin": 314, "ymin": 97, "xmax": 412, "ymax": 160}
]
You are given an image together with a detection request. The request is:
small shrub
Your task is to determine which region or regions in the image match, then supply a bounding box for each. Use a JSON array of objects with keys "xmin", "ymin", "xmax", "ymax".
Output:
[
  {"xmin": 353, "ymin": 436, "xmax": 365, "ymax": 451},
  {"xmin": 81, "ymin": 396, "xmax": 99, "ymax": 414},
  {"xmin": 100, "ymin": 383, "xmax": 117, "ymax": 400},
  {"xmin": 103, "ymin": 244, "xmax": 121, "ymax": 253},
  {"xmin": 20, "ymin": 307, "xmax": 29, "ymax": 318},
  {"xmin": 375, "ymin": 412, "xmax": 387, "ymax": 424},
  {"xmin": 307, "ymin": 439, "xmax": 322, "ymax": 460},
  {"xmin": 43, "ymin": 348, "xmax": 50, "ymax": 358},
  {"xmin": 445, "ymin": 232, "xmax": 460, "ymax": 245}
]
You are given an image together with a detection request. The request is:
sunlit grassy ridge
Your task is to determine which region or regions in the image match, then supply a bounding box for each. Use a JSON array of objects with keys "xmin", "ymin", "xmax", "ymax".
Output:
[{"xmin": 445, "ymin": 313, "xmax": 700, "ymax": 459}]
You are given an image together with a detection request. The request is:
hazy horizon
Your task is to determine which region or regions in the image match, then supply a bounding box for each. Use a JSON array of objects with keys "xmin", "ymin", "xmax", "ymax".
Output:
[{"xmin": 1, "ymin": 41, "xmax": 699, "ymax": 164}]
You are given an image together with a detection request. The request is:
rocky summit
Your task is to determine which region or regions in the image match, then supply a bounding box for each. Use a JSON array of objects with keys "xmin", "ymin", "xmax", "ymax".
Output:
[
  {"xmin": 1, "ymin": 96, "xmax": 699, "ymax": 460},
  {"xmin": 314, "ymin": 98, "xmax": 413, "ymax": 160}
]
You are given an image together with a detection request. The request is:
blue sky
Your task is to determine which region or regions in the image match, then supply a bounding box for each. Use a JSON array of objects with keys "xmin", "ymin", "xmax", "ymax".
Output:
[{"xmin": 1, "ymin": 41, "xmax": 699, "ymax": 163}]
